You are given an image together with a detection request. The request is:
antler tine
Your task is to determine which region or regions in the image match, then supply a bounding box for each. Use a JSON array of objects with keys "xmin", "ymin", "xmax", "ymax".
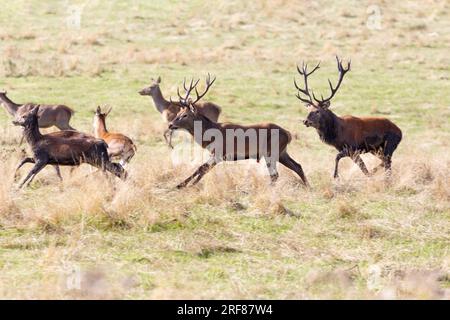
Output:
[
  {"xmin": 314, "ymin": 56, "xmax": 351, "ymax": 107},
  {"xmin": 191, "ymin": 73, "xmax": 216, "ymax": 105},
  {"xmin": 294, "ymin": 60, "xmax": 320, "ymax": 106}
]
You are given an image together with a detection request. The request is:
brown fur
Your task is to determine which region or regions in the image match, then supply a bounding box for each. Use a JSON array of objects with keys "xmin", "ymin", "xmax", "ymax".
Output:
[
  {"xmin": 0, "ymin": 91, "xmax": 75, "ymax": 130},
  {"xmin": 93, "ymin": 106, "xmax": 136, "ymax": 166},
  {"xmin": 169, "ymin": 106, "xmax": 308, "ymax": 188},
  {"xmin": 304, "ymin": 108, "xmax": 402, "ymax": 178},
  {"xmin": 296, "ymin": 57, "xmax": 402, "ymax": 178},
  {"xmin": 13, "ymin": 106, "xmax": 126, "ymax": 188}
]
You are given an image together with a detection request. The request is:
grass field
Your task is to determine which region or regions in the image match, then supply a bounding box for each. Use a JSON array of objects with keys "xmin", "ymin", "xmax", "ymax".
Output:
[{"xmin": 0, "ymin": 0, "xmax": 449, "ymax": 299}]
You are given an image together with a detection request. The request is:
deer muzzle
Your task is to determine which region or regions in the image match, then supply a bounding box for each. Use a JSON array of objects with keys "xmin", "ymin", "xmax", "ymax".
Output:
[{"xmin": 303, "ymin": 120, "xmax": 311, "ymax": 127}]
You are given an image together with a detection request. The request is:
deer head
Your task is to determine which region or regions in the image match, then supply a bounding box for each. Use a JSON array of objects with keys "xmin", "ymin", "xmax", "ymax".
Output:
[
  {"xmin": 139, "ymin": 76, "xmax": 161, "ymax": 96},
  {"xmin": 294, "ymin": 56, "xmax": 350, "ymax": 129},
  {"xmin": 168, "ymin": 74, "xmax": 216, "ymax": 131},
  {"xmin": 94, "ymin": 105, "xmax": 112, "ymax": 118},
  {"xmin": 13, "ymin": 105, "xmax": 40, "ymax": 127}
]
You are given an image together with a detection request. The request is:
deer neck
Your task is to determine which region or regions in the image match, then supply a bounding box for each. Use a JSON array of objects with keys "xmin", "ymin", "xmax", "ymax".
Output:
[
  {"xmin": 317, "ymin": 111, "xmax": 339, "ymax": 145},
  {"xmin": 23, "ymin": 119, "xmax": 42, "ymax": 146},
  {"xmin": 0, "ymin": 95, "xmax": 19, "ymax": 116},
  {"xmin": 150, "ymin": 87, "xmax": 170, "ymax": 113},
  {"xmin": 93, "ymin": 117, "xmax": 108, "ymax": 138}
]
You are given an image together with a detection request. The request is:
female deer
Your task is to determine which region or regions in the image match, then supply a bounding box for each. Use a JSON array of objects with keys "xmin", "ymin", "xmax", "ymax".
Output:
[
  {"xmin": 0, "ymin": 90, "xmax": 75, "ymax": 130},
  {"xmin": 168, "ymin": 74, "xmax": 309, "ymax": 188},
  {"xmin": 13, "ymin": 106, "xmax": 126, "ymax": 188},
  {"xmin": 139, "ymin": 76, "xmax": 222, "ymax": 148},
  {"xmin": 93, "ymin": 106, "xmax": 137, "ymax": 167}
]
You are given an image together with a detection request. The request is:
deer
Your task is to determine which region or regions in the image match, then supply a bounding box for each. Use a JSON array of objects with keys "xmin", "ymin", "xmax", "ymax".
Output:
[
  {"xmin": 294, "ymin": 56, "xmax": 402, "ymax": 178},
  {"xmin": 93, "ymin": 106, "xmax": 137, "ymax": 167},
  {"xmin": 0, "ymin": 90, "xmax": 75, "ymax": 134},
  {"xmin": 138, "ymin": 76, "xmax": 222, "ymax": 148},
  {"xmin": 13, "ymin": 106, "xmax": 126, "ymax": 188},
  {"xmin": 168, "ymin": 74, "xmax": 309, "ymax": 189}
]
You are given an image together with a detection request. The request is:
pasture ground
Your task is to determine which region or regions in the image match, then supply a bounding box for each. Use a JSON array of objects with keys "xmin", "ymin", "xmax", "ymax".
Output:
[{"xmin": 0, "ymin": 1, "xmax": 449, "ymax": 299}]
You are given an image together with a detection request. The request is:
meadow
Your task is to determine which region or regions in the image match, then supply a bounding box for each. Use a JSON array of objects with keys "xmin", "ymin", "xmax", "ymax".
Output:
[{"xmin": 0, "ymin": 0, "xmax": 449, "ymax": 299}]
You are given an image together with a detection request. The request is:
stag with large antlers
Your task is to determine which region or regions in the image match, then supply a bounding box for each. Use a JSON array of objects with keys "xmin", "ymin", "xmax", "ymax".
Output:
[
  {"xmin": 138, "ymin": 76, "xmax": 221, "ymax": 148},
  {"xmin": 13, "ymin": 106, "xmax": 126, "ymax": 188},
  {"xmin": 168, "ymin": 75, "xmax": 309, "ymax": 188},
  {"xmin": 295, "ymin": 56, "xmax": 402, "ymax": 178}
]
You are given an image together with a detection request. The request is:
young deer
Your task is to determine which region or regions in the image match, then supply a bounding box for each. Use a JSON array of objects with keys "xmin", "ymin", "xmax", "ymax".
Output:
[
  {"xmin": 168, "ymin": 75, "xmax": 309, "ymax": 188},
  {"xmin": 93, "ymin": 106, "xmax": 137, "ymax": 167},
  {"xmin": 139, "ymin": 76, "xmax": 222, "ymax": 148},
  {"xmin": 13, "ymin": 106, "xmax": 126, "ymax": 188},
  {"xmin": 295, "ymin": 56, "xmax": 402, "ymax": 178}
]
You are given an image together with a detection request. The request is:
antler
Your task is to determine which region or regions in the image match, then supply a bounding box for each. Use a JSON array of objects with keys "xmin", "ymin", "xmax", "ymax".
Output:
[
  {"xmin": 313, "ymin": 55, "xmax": 351, "ymax": 107},
  {"xmin": 176, "ymin": 73, "xmax": 216, "ymax": 107},
  {"xmin": 191, "ymin": 73, "xmax": 216, "ymax": 105},
  {"xmin": 294, "ymin": 61, "xmax": 321, "ymax": 107},
  {"xmin": 176, "ymin": 78, "xmax": 200, "ymax": 106}
]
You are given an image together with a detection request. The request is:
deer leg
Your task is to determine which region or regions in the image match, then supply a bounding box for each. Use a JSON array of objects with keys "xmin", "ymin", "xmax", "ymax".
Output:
[
  {"xmin": 15, "ymin": 157, "xmax": 35, "ymax": 173},
  {"xmin": 352, "ymin": 154, "xmax": 370, "ymax": 176},
  {"xmin": 18, "ymin": 134, "xmax": 25, "ymax": 147},
  {"xmin": 18, "ymin": 160, "xmax": 47, "ymax": 189},
  {"xmin": 163, "ymin": 129, "xmax": 174, "ymax": 149},
  {"xmin": 334, "ymin": 150, "xmax": 348, "ymax": 178},
  {"xmin": 15, "ymin": 157, "xmax": 35, "ymax": 181},
  {"xmin": 103, "ymin": 162, "xmax": 127, "ymax": 180},
  {"xmin": 265, "ymin": 157, "xmax": 279, "ymax": 184},
  {"xmin": 279, "ymin": 153, "xmax": 309, "ymax": 187},
  {"xmin": 382, "ymin": 133, "xmax": 401, "ymax": 176},
  {"xmin": 371, "ymin": 162, "xmax": 385, "ymax": 175},
  {"xmin": 177, "ymin": 158, "xmax": 217, "ymax": 189},
  {"xmin": 54, "ymin": 165, "xmax": 63, "ymax": 181},
  {"xmin": 191, "ymin": 162, "xmax": 217, "ymax": 186}
]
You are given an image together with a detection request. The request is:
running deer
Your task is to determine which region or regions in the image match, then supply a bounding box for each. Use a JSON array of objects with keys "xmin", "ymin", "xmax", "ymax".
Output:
[
  {"xmin": 93, "ymin": 106, "xmax": 137, "ymax": 167},
  {"xmin": 138, "ymin": 76, "xmax": 221, "ymax": 148},
  {"xmin": 168, "ymin": 74, "xmax": 309, "ymax": 188},
  {"xmin": 13, "ymin": 106, "xmax": 126, "ymax": 188},
  {"xmin": 294, "ymin": 56, "xmax": 402, "ymax": 178},
  {"xmin": 0, "ymin": 90, "xmax": 75, "ymax": 131}
]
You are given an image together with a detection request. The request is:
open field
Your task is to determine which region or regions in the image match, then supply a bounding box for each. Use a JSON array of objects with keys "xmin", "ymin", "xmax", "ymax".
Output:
[{"xmin": 0, "ymin": 0, "xmax": 449, "ymax": 299}]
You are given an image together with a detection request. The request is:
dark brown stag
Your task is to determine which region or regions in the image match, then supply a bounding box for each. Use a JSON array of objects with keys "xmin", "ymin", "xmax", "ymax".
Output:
[
  {"xmin": 13, "ymin": 106, "xmax": 126, "ymax": 188},
  {"xmin": 294, "ymin": 56, "xmax": 402, "ymax": 178},
  {"xmin": 168, "ymin": 74, "xmax": 309, "ymax": 188}
]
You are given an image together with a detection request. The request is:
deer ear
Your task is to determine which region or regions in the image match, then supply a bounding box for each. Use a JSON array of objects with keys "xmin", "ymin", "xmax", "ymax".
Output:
[
  {"xmin": 32, "ymin": 105, "xmax": 40, "ymax": 115},
  {"xmin": 96, "ymin": 106, "xmax": 101, "ymax": 114},
  {"xmin": 157, "ymin": 76, "xmax": 161, "ymax": 84}
]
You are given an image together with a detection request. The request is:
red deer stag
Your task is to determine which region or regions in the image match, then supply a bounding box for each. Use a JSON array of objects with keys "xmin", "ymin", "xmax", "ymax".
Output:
[
  {"xmin": 294, "ymin": 56, "xmax": 402, "ymax": 178},
  {"xmin": 168, "ymin": 74, "xmax": 309, "ymax": 188},
  {"xmin": 93, "ymin": 106, "xmax": 137, "ymax": 167},
  {"xmin": 13, "ymin": 106, "xmax": 126, "ymax": 188},
  {"xmin": 138, "ymin": 76, "xmax": 221, "ymax": 148}
]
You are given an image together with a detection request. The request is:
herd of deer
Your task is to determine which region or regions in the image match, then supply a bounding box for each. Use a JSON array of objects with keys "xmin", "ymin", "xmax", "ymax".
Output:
[{"xmin": 1, "ymin": 56, "xmax": 402, "ymax": 189}]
